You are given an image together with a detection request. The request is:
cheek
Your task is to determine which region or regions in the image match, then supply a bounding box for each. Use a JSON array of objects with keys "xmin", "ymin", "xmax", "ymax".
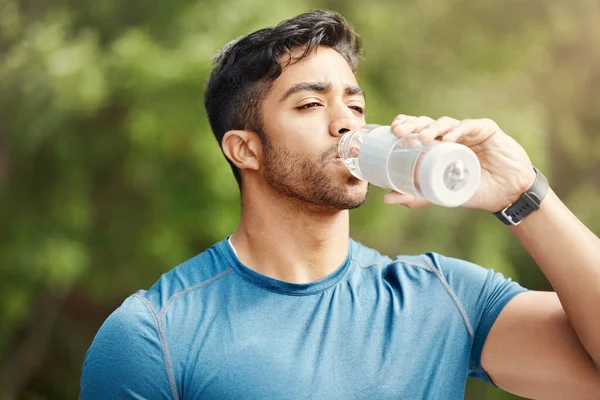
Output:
[
  {"xmin": 273, "ymin": 110, "xmax": 305, "ymax": 131},
  {"xmin": 268, "ymin": 122, "xmax": 324, "ymax": 154},
  {"xmin": 262, "ymin": 106, "xmax": 332, "ymax": 157}
]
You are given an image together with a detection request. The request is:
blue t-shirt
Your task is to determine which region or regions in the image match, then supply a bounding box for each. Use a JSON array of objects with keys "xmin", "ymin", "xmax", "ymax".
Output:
[{"xmin": 80, "ymin": 237, "xmax": 526, "ymax": 399}]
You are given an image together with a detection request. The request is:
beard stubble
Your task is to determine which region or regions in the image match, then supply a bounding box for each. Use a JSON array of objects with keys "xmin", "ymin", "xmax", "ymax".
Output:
[{"xmin": 261, "ymin": 138, "xmax": 369, "ymax": 210}]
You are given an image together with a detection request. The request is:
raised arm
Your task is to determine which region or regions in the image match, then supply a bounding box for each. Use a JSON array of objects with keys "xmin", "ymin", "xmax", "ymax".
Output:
[
  {"xmin": 387, "ymin": 115, "xmax": 600, "ymax": 399},
  {"xmin": 481, "ymin": 189, "xmax": 600, "ymax": 398}
]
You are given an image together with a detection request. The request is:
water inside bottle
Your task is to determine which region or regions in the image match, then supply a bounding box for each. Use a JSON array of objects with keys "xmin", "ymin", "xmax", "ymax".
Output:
[
  {"xmin": 338, "ymin": 129, "xmax": 365, "ymax": 180},
  {"xmin": 341, "ymin": 150, "xmax": 362, "ymax": 179},
  {"xmin": 386, "ymin": 148, "xmax": 423, "ymax": 196}
]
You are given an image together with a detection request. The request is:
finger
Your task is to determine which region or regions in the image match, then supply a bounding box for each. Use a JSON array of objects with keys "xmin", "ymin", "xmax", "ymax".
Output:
[
  {"xmin": 383, "ymin": 191, "xmax": 431, "ymax": 209},
  {"xmin": 419, "ymin": 116, "xmax": 461, "ymax": 143},
  {"xmin": 391, "ymin": 114, "xmax": 411, "ymax": 125},
  {"xmin": 391, "ymin": 116, "xmax": 435, "ymax": 138},
  {"xmin": 390, "ymin": 115, "xmax": 419, "ymax": 131},
  {"xmin": 441, "ymin": 126, "xmax": 463, "ymax": 143},
  {"xmin": 443, "ymin": 118, "xmax": 498, "ymax": 146},
  {"xmin": 441, "ymin": 119, "xmax": 473, "ymax": 143}
]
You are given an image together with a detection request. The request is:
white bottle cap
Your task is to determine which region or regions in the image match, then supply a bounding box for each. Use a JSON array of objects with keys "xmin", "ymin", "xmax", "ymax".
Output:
[{"xmin": 418, "ymin": 143, "xmax": 481, "ymax": 207}]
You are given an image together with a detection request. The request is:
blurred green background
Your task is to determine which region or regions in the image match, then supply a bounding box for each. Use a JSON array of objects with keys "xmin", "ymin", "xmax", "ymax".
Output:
[{"xmin": 1, "ymin": 0, "xmax": 599, "ymax": 398}]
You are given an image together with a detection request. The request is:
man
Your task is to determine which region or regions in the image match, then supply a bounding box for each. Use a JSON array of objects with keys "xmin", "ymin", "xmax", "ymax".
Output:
[{"xmin": 80, "ymin": 10, "xmax": 600, "ymax": 399}]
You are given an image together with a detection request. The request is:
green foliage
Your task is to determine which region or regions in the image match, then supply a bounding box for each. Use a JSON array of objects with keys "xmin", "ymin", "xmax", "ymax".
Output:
[{"xmin": 1, "ymin": 0, "xmax": 599, "ymax": 398}]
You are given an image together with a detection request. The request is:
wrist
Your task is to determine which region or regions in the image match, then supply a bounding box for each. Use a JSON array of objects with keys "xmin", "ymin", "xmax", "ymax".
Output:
[
  {"xmin": 508, "ymin": 167, "xmax": 538, "ymax": 205},
  {"xmin": 508, "ymin": 188, "xmax": 558, "ymax": 231},
  {"xmin": 494, "ymin": 167, "xmax": 549, "ymax": 226}
]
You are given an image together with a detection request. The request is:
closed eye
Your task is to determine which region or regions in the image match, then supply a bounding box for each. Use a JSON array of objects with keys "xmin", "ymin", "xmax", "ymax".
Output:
[
  {"xmin": 349, "ymin": 105, "xmax": 365, "ymax": 115},
  {"xmin": 296, "ymin": 102, "xmax": 323, "ymax": 110}
]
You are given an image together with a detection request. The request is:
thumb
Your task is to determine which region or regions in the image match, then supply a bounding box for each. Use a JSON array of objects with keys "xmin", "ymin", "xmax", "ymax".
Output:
[{"xmin": 383, "ymin": 191, "xmax": 430, "ymax": 209}]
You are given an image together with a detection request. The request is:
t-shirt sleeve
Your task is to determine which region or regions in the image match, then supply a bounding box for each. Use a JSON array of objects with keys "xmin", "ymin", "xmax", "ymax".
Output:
[
  {"xmin": 79, "ymin": 295, "xmax": 175, "ymax": 399},
  {"xmin": 425, "ymin": 252, "xmax": 528, "ymax": 385}
]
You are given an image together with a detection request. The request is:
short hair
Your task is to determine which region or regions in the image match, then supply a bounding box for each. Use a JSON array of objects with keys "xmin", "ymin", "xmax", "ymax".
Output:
[{"xmin": 204, "ymin": 10, "xmax": 363, "ymax": 189}]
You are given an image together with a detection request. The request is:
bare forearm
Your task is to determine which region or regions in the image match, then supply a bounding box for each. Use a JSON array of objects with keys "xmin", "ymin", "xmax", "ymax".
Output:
[{"xmin": 511, "ymin": 189, "xmax": 600, "ymax": 365}]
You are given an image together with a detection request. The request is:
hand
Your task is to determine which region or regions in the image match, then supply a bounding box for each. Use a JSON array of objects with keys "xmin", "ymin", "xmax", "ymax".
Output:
[{"xmin": 384, "ymin": 115, "xmax": 537, "ymax": 212}]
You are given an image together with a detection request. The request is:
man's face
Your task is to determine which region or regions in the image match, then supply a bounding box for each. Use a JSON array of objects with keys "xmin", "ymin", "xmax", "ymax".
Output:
[{"xmin": 258, "ymin": 46, "xmax": 369, "ymax": 210}]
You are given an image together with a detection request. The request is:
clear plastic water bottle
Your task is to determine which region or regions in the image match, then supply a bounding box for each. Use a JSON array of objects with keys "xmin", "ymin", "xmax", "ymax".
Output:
[{"xmin": 338, "ymin": 124, "xmax": 481, "ymax": 207}]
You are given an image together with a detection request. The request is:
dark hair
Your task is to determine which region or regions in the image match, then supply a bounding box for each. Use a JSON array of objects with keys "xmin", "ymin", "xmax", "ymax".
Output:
[{"xmin": 204, "ymin": 10, "xmax": 363, "ymax": 189}]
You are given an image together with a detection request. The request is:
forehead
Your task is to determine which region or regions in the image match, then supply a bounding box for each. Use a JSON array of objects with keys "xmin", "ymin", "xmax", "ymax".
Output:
[{"xmin": 270, "ymin": 46, "xmax": 359, "ymax": 94}]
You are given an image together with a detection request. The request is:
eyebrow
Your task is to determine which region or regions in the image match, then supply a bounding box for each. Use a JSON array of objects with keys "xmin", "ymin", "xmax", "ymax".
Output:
[{"xmin": 279, "ymin": 81, "xmax": 365, "ymax": 102}]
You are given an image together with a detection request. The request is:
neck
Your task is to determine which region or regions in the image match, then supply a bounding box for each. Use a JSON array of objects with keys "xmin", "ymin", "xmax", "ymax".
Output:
[{"xmin": 230, "ymin": 187, "xmax": 350, "ymax": 284}]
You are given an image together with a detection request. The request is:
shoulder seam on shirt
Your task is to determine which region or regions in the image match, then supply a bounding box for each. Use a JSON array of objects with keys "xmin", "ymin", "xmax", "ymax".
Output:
[
  {"xmin": 159, "ymin": 268, "xmax": 234, "ymax": 319},
  {"xmin": 421, "ymin": 256, "xmax": 475, "ymax": 340},
  {"xmin": 351, "ymin": 258, "xmax": 380, "ymax": 269},
  {"xmin": 389, "ymin": 259, "xmax": 433, "ymax": 272},
  {"xmin": 133, "ymin": 293, "xmax": 180, "ymax": 400},
  {"xmin": 353, "ymin": 257, "xmax": 402, "ymax": 270}
]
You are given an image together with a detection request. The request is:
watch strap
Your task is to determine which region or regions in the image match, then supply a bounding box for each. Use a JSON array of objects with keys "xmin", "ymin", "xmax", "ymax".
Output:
[{"xmin": 494, "ymin": 167, "xmax": 549, "ymax": 226}]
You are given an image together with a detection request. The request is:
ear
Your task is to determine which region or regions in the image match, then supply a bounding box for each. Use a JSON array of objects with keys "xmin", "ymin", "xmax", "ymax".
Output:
[{"xmin": 221, "ymin": 130, "xmax": 262, "ymax": 171}]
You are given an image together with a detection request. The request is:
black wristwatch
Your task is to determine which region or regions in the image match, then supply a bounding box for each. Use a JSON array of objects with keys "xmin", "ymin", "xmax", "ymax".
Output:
[{"xmin": 494, "ymin": 167, "xmax": 549, "ymax": 226}]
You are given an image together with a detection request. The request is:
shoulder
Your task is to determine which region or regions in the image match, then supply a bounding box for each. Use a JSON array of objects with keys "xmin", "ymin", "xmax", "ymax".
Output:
[
  {"xmin": 85, "ymin": 295, "xmax": 162, "ymax": 359},
  {"xmin": 420, "ymin": 252, "xmax": 524, "ymax": 301},
  {"xmin": 138, "ymin": 238, "xmax": 237, "ymax": 316},
  {"xmin": 349, "ymin": 238, "xmax": 394, "ymax": 267},
  {"xmin": 80, "ymin": 295, "xmax": 175, "ymax": 398},
  {"xmin": 349, "ymin": 240, "xmax": 524, "ymax": 310},
  {"xmin": 351, "ymin": 241, "xmax": 507, "ymax": 287},
  {"xmin": 350, "ymin": 239, "xmax": 445, "ymax": 278},
  {"xmin": 388, "ymin": 251, "xmax": 523, "ymax": 301}
]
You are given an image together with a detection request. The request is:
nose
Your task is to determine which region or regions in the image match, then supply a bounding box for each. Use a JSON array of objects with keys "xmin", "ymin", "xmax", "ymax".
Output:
[{"xmin": 329, "ymin": 116, "xmax": 362, "ymax": 138}]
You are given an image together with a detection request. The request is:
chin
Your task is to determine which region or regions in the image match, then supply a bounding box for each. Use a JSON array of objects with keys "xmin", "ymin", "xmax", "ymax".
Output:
[{"xmin": 333, "ymin": 182, "xmax": 370, "ymax": 210}]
